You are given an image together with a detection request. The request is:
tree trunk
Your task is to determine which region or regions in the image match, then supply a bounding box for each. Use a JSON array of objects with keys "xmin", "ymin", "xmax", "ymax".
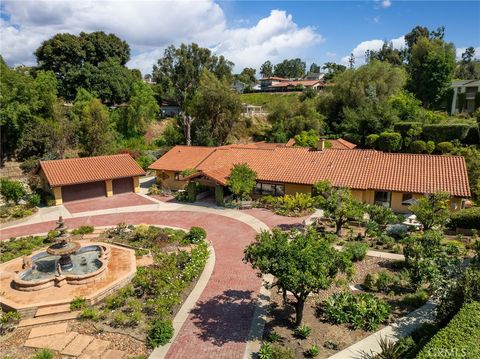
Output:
[
  {"xmin": 180, "ymin": 113, "xmax": 193, "ymax": 146},
  {"xmin": 295, "ymin": 298, "xmax": 305, "ymax": 326},
  {"xmin": 336, "ymin": 220, "xmax": 343, "ymax": 236},
  {"xmin": 282, "ymin": 286, "xmax": 287, "ymax": 306}
]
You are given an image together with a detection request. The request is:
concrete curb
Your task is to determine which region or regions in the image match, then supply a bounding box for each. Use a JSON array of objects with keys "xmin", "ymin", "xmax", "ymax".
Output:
[{"xmin": 149, "ymin": 243, "xmax": 216, "ymax": 359}]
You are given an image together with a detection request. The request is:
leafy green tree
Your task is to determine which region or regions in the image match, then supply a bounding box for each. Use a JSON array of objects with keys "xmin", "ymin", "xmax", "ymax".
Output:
[
  {"xmin": 274, "ymin": 58, "xmax": 306, "ymax": 78},
  {"xmin": 0, "ymin": 179, "xmax": 26, "ymax": 204},
  {"xmin": 116, "ymin": 81, "xmax": 159, "ymax": 138},
  {"xmin": 314, "ymin": 181, "xmax": 364, "ymax": 235},
  {"xmin": 237, "ymin": 67, "xmax": 256, "ymax": 85},
  {"xmin": 34, "ymin": 70, "xmax": 58, "ymax": 117},
  {"xmin": 226, "ymin": 163, "xmax": 257, "ymax": 200},
  {"xmin": 244, "ymin": 227, "xmax": 352, "ymax": 325},
  {"xmin": 407, "ymin": 37, "xmax": 456, "ymax": 108},
  {"xmin": 451, "ymin": 146, "xmax": 480, "ymax": 201},
  {"xmin": 260, "ymin": 60, "xmax": 273, "ymax": 78},
  {"xmin": 404, "ymin": 26, "xmax": 430, "ymax": 52},
  {"xmin": 34, "ymin": 31, "xmax": 132, "ymax": 101},
  {"xmin": 366, "ymin": 41, "xmax": 405, "ymax": 66},
  {"xmin": 377, "ymin": 132, "xmax": 402, "ymax": 152},
  {"xmin": 293, "ymin": 129, "xmax": 319, "ymax": 147},
  {"xmin": 79, "ymin": 99, "xmax": 115, "ymax": 156},
  {"xmin": 409, "ymin": 192, "xmax": 450, "ymax": 230},
  {"xmin": 365, "ymin": 204, "xmax": 397, "ymax": 238},
  {"xmin": 155, "ymin": 121, "xmax": 184, "ymax": 147},
  {"xmin": 191, "ymin": 71, "xmax": 242, "ymax": 146},
  {"xmin": 152, "ymin": 43, "xmax": 233, "ymax": 145},
  {"xmin": 388, "ymin": 91, "xmax": 424, "ymax": 122},
  {"xmin": 309, "ymin": 63, "xmax": 320, "ymax": 73},
  {"xmin": 456, "ymin": 47, "xmax": 480, "ymax": 80},
  {"xmin": 322, "ymin": 62, "xmax": 346, "ymax": 82}
]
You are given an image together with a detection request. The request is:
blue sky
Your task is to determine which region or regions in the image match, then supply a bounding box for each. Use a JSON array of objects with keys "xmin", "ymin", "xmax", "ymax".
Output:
[{"xmin": 1, "ymin": 0, "xmax": 479, "ymax": 74}]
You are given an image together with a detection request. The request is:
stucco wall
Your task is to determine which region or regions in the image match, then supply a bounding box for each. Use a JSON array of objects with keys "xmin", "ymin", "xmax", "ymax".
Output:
[
  {"xmin": 156, "ymin": 170, "xmax": 187, "ymax": 190},
  {"xmin": 285, "ymin": 183, "xmax": 312, "ymax": 195}
]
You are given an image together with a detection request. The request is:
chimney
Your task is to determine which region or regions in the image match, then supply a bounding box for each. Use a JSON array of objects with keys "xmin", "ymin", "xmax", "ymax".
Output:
[{"xmin": 317, "ymin": 138, "xmax": 325, "ymax": 151}]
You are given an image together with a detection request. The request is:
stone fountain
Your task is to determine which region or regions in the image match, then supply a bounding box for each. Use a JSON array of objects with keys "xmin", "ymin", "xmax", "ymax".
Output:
[{"xmin": 46, "ymin": 216, "xmax": 81, "ymax": 271}]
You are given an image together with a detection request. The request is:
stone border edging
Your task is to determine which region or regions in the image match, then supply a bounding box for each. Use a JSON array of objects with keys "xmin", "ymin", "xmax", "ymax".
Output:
[{"xmin": 149, "ymin": 243, "xmax": 216, "ymax": 359}]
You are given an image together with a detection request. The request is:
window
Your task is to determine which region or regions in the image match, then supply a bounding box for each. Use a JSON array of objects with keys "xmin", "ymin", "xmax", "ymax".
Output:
[
  {"xmin": 255, "ymin": 182, "xmax": 285, "ymax": 196},
  {"xmin": 402, "ymin": 193, "xmax": 413, "ymax": 202},
  {"xmin": 174, "ymin": 172, "xmax": 180, "ymax": 181},
  {"xmin": 374, "ymin": 191, "xmax": 391, "ymax": 207}
]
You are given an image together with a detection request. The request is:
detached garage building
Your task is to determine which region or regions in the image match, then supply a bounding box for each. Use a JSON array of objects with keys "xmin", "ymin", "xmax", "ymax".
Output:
[{"xmin": 36, "ymin": 154, "xmax": 146, "ymax": 205}]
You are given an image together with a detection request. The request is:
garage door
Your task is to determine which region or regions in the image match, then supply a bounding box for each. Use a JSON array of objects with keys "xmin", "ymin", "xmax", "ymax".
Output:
[
  {"xmin": 62, "ymin": 181, "xmax": 106, "ymax": 202},
  {"xmin": 113, "ymin": 177, "xmax": 133, "ymax": 195}
]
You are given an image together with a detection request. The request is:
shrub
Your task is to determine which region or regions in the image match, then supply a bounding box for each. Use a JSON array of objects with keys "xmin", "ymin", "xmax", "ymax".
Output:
[
  {"xmin": 377, "ymin": 132, "xmax": 402, "ymax": 152},
  {"xmin": 386, "ymin": 224, "xmax": 409, "ymax": 239},
  {"xmin": 0, "ymin": 235, "xmax": 49, "ymax": 263},
  {"xmin": 365, "ymin": 134, "xmax": 379, "ymax": 149},
  {"xmin": 79, "ymin": 308, "xmax": 104, "ymax": 321},
  {"xmin": 227, "ymin": 163, "xmax": 257, "ymax": 200},
  {"xmin": 184, "ymin": 227, "xmax": 207, "ymax": 244},
  {"xmin": 137, "ymin": 154, "xmax": 156, "ymax": 170},
  {"xmin": 70, "ymin": 297, "xmax": 87, "ymax": 310},
  {"xmin": 258, "ymin": 342, "xmax": 273, "ymax": 359},
  {"xmin": 436, "ymin": 141, "xmax": 454, "ymax": 154},
  {"xmin": 294, "ymin": 324, "xmax": 311, "ymax": 339},
  {"xmin": 422, "ymin": 123, "xmax": 471, "ymax": 143},
  {"xmin": 0, "ymin": 179, "xmax": 26, "ymax": 204},
  {"xmin": 417, "ymin": 301, "xmax": 480, "ymax": 359},
  {"xmin": 266, "ymin": 330, "xmax": 281, "ymax": 343},
  {"xmin": 147, "ymin": 319, "xmax": 174, "ymax": 348},
  {"xmin": 259, "ymin": 193, "xmax": 315, "ymax": 217},
  {"xmin": 71, "ymin": 225, "xmax": 94, "ymax": 235},
  {"xmin": 176, "ymin": 182, "xmax": 197, "ymax": 202},
  {"xmin": 323, "ymin": 292, "xmax": 391, "ymax": 331},
  {"xmin": 449, "ymin": 207, "xmax": 480, "ymax": 230},
  {"xmin": 403, "ymin": 289, "xmax": 429, "ymax": 308},
  {"xmin": 343, "ymin": 242, "xmax": 368, "ymax": 262},
  {"xmin": 304, "ymin": 344, "xmax": 320, "ymax": 358},
  {"xmin": 34, "ymin": 349, "xmax": 54, "ymax": 359},
  {"xmin": 409, "ymin": 140, "xmax": 427, "ymax": 154},
  {"xmin": 27, "ymin": 193, "xmax": 41, "ymax": 208},
  {"xmin": 363, "ymin": 271, "xmax": 397, "ymax": 292}
]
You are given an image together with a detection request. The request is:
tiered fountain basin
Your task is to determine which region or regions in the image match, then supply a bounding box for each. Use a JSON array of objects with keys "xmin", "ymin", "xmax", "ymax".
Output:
[
  {"xmin": 13, "ymin": 244, "xmax": 111, "ymax": 291},
  {"xmin": 0, "ymin": 242, "xmax": 136, "ymax": 318}
]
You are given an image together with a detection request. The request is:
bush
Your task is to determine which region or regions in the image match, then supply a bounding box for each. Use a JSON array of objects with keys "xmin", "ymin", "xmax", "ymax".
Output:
[
  {"xmin": 436, "ymin": 141, "xmax": 454, "ymax": 154},
  {"xmin": 0, "ymin": 235, "xmax": 49, "ymax": 263},
  {"xmin": 27, "ymin": 193, "xmax": 41, "ymax": 208},
  {"xmin": 409, "ymin": 140, "xmax": 427, "ymax": 154},
  {"xmin": 71, "ymin": 225, "xmax": 94, "ymax": 235},
  {"xmin": 363, "ymin": 271, "xmax": 396, "ymax": 292},
  {"xmin": 259, "ymin": 193, "xmax": 315, "ymax": 217},
  {"xmin": 79, "ymin": 308, "xmax": 104, "ymax": 321},
  {"xmin": 417, "ymin": 301, "xmax": 480, "ymax": 359},
  {"xmin": 377, "ymin": 132, "xmax": 402, "ymax": 152},
  {"xmin": 258, "ymin": 342, "xmax": 273, "ymax": 359},
  {"xmin": 266, "ymin": 330, "xmax": 281, "ymax": 343},
  {"xmin": 304, "ymin": 344, "xmax": 320, "ymax": 358},
  {"xmin": 343, "ymin": 242, "xmax": 368, "ymax": 262},
  {"xmin": 365, "ymin": 134, "xmax": 379, "ymax": 149},
  {"xmin": 176, "ymin": 182, "xmax": 197, "ymax": 202},
  {"xmin": 70, "ymin": 297, "xmax": 87, "ymax": 310},
  {"xmin": 0, "ymin": 179, "xmax": 26, "ymax": 204},
  {"xmin": 449, "ymin": 207, "xmax": 480, "ymax": 230},
  {"xmin": 403, "ymin": 289, "xmax": 429, "ymax": 308},
  {"xmin": 294, "ymin": 324, "xmax": 311, "ymax": 339},
  {"xmin": 323, "ymin": 292, "xmax": 391, "ymax": 331},
  {"xmin": 137, "ymin": 154, "xmax": 156, "ymax": 170},
  {"xmin": 147, "ymin": 319, "xmax": 174, "ymax": 348},
  {"xmin": 34, "ymin": 349, "xmax": 54, "ymax": 359},
  {"xmin": 422, "ymin": 123, "xmax": 471, "ymax": 143},
  {"xmin": 184, "ymin": 227, "xmax": 207, "ymax": 244}
]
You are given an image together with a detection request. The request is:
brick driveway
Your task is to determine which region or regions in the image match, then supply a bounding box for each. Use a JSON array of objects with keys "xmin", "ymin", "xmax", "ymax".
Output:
[
  {"xmin": 63, "ymin": 193, "xmax": 156, "ymax": 214},
  {"xmin": 1, "ymin": 211, "xmax": 262, "ymax": 359}
]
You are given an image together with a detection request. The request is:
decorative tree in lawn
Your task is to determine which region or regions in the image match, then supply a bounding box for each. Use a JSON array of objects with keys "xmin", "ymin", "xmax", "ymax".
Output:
[
  {"xmin": 226, "ymin": 163, "xmax": 257, "ymax": 201},
  {"xmin": 365, "ymin": 204, "xmax": 398, "ymax": 238},
  {"xmin": 314, "ymin": 181, "xmax": 364, "ymax": 236},
  {"xmin": 409, "ymin": 192, "xmax": 450, "ymax": 230},
  {"xmin": 244, "ymin": 227, "xmax": 352, "ymax": 326}
]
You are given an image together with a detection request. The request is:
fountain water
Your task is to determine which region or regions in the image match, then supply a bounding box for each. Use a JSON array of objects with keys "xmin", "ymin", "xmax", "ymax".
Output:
[{"xmin": 45, "ymin": 217, "xmax": 81, "ymax": 271}]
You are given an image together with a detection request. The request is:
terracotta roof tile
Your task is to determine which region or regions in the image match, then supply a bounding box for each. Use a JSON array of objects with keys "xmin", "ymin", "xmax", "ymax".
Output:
[
  {"xmin": 37, "ymin": 154, "xmax": 145, "ymax": 187},
  {"xmin": 149, "ymin": 146, "xmax": 216, "ymax": 171},
  {"xmin": 151, "ymin": 146, "xmax": 471, "ymax": 197}
]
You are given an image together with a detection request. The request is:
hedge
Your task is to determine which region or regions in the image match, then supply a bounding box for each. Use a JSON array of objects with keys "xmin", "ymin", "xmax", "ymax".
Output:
[
  {"xmin": 416, "ymin": 301, "xmax": 480, "ymax": 359},
  {"xmin": 422, "ymin": 123, "xmax": 471, "ymax": 143},
  {"xmin": 449, "ymin": 207, "xmax": 480, "ymax": 230},
  {"xmin": 393, "ymin": 122, "xmax": 422, "ymax": 136}
]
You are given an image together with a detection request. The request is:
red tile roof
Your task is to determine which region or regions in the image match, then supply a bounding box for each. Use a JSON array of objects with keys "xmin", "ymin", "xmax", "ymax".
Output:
[
  {"xmin": 286, "ymin": 138, "xmax": 357, "ymax": 149},
  {"xmin": 149, "ymin": 146, "xmax": 470, "ymax": 197},
  {"xmin": 148, "ymin": 146, "xmax": 216, "ymax": 171},
  {"xmin": 36, "ymin": 154, "xmax": 146, "ymax": 187}
]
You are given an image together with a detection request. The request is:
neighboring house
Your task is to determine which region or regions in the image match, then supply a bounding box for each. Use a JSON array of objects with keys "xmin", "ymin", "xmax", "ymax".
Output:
[
  {"xmin": 149, "ymin": 145, "xmax": 470, "ymax": 213},
  {"xmin": 258, "ymin": 77, "xmax": 326, "ymax": 92},
  {"xmin": 285, "ymin": 138, "xmax": 357, "ymax": 150},
  {"xmin": 36, "ymin": 154, "xmax": 145, "ymax": 205},
  {"xmin": 450, "ymin": 79, "xmax": 480, "ymax": 114},
  {"xmin": 161, "ymin": 100, "xmax": 181, "ymax": 117}
]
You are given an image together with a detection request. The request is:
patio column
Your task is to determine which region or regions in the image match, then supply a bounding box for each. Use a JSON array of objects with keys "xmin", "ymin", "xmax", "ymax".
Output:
[
  {"xmin": 133, "ymin": 176, "xmax": 140, "ymax": 193},
  {"xmin": 105, "ymin": 180, "xmax": 113, "ymax": 197},
  {"xmin": 52, "ymin": 187, "xmax": 63, "ymax": 205}
]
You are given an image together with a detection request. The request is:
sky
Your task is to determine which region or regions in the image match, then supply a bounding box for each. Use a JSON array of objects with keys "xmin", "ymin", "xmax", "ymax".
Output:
[{"xmin": 1, "ymin": 0, "xmax": 479, "ymax": 75}]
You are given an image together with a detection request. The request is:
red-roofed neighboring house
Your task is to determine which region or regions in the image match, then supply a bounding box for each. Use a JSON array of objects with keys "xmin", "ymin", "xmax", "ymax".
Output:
[
  {"xmin": 149, "ymin": 145, "xmax": 470, "ymax": 213},
  {"xmin": 35, "ymin": 154, "xmax": 145, "ymax": 205}
]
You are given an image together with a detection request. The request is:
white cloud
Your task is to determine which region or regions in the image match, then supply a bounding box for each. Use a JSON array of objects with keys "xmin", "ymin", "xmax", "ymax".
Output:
[
  {"xmin": 0, "ymin": 1, "xmax": 322, "ymax": 74},
  {"xmin": 326, "ymin": 52, "xmax": 337, "ymax": 58},
  {"xmin": 381, "ymin": 0, "xmax": 392, "ymax": 8},
  {"xmin": 341, "ymin": 35, "xmax": 405, "ymax": 66}
]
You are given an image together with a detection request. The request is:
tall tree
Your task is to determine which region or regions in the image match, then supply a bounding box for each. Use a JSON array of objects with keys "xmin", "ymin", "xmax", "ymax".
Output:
[
  {"xmin": 322, "ymin": 62, "xmax": 346, "ymax": 82},
  {"xmin": 348, "ymin": 53, "xmax": 355, "ymax": 69},
  {"xmin": 274, "ymin": 58, "xmax": 306, "ymax": 78},
  {"xmin": 260, "ymin": 60, "xmax": 273, "ymax": 78},
  {"xmin": 34, "ymin": 31, "xmax": 134, "ymax": 102},
  {"xmin": 190, "ymin": 71, "xmax": 242, "ymax": 145},
  {"xmin": 237, "ymin": 67, "xmax": 256, "ymax": 85},
  {"xmin": 244, "ymin": 227, "xmax": 352, "ymax": 325},
  {"xmin": 227, "ymin": 163, "xmax": 257, "ymax": 200},
  {"xmin": 309, "ymin": 62, "xmax": 320, "ymax": 73},
  {"xmin": 456, "ymin": 47, "xmax": 480, "ymax": 80},
  {"xmin": 409, "ymin": 192, "xmax": 450, "ymax": 231},
  {"xmin": 152, "ymin": 43, "xmax": 234, "ymax": 145},
  {"xmin": 407, "ymin": 37, "xmax": 456, "ymax": 108},
  {"xmin": 366, "ymin": 41, "xmax": 405, "ymax": 66},
  {"xmin": 116, "ymin": 81, "xmax": 159, "ymax": 138},
  {"xmin": 79, "ymin": 99, "xmax": 115, "ymax": 156}
]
